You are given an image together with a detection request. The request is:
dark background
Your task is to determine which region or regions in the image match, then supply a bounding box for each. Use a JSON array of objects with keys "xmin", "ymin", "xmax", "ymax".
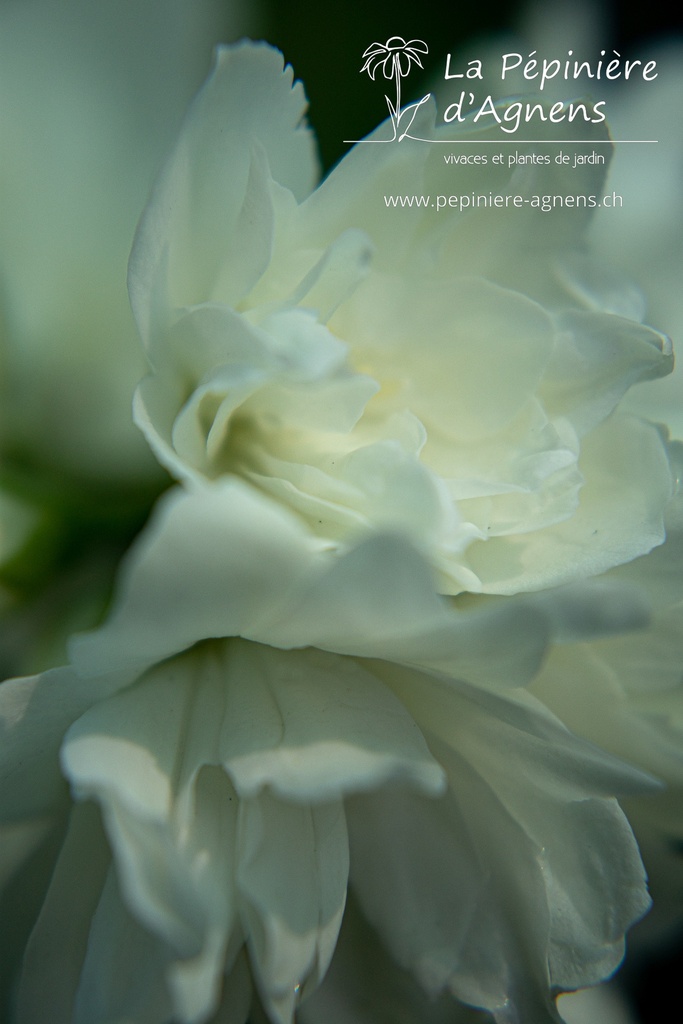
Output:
[{"xmin": 258, "ymin": 0, "xmax": 683, "ymax": 170}]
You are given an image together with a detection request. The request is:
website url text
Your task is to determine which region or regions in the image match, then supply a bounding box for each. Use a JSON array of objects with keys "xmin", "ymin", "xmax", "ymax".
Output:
[{"xmin": 384, "ymin": 192, "xmax": 624, "ymax": 212}]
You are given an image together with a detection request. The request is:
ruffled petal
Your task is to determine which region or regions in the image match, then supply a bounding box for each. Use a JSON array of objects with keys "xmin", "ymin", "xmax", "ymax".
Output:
[
  {"xmin": 532, "ymin": 609, "xmax": 683, "ymax": 789},
  {"xmin": 465, "ymin": 414, "xmax": 672, "ymax": 594},
  {"xmin": 335, "ymin": 275, "xmax": 555, "ymax": 441},
  {"xmin": 71, "ymin": 478, "xmax": 654, "ymax": 709},
  {"xmin": 348, "ymin": 670, "xmax": 652, "ymax": 1021},
  {"xmin": 61, "ymin": 635, "xmax": 445, "ymax": 1019},
  {"xmin": 208, "ymin": 641, "xmax": 444, "ymax": 801},
  {"xmin": 68, "ymin": 479, "xmax": 547, "ymax": 692}
]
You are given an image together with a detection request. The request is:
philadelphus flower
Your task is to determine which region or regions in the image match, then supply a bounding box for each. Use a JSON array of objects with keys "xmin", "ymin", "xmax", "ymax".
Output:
[
  {"xmin": 130, "ymin": 47, "xmax": 672, "ymax": 598},
  {"xmin": 1, "ymin": 40, "xmax": 681, "ymax": 1024}
]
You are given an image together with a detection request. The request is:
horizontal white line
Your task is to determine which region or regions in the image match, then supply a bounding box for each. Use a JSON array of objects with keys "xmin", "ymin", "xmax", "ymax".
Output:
[{"xmin": 343, "ymin": 138, "xmax": 658, "ymax": 144}]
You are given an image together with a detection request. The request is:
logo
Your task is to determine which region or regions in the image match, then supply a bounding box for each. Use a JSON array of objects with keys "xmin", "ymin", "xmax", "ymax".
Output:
[
  {"xmin": 348, "ymin": 38, "xmax": 658, "ymax": 145},
  {"xmin": 359, "ymin": 37, "xmax": 431, "ymax": 141}
]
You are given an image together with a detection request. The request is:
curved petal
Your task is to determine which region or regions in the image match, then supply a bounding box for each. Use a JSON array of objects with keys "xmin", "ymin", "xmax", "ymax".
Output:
[
  {"xmin": 66, "ymin": 638, "xmax": 444, "ymax": 807},
  {"xmin": 540, "ymin": 311, "xmax": 673, "ymax": 435},
  {"xmin": 298, "ymin": 892, "xmax": 473, "ymax": 1024},
  {"xmin": 129, "ymin": 42, "xmax": 319, "ymax": 343},
  {"xmin": 532, "ymin": 618, "xmax": 683, "ymax": 798},
  {"xmin": 62, "ymin": 669, "xmax": 243, "ymax": 1023},
  {"xmin": 69, "ymin": 482, "xmax": 326, "ymax": 679},
  {"xmin": 0, "ymin": 668, "xmax": 121, "ymax": 822},
  {"xmin": 71, "ymin": 478, "xmax": 653, "ymax": 704},
  {"xmin": 68, "ymin": 478, "xmax": 549, "ymax": 691},
  {"xmin": 603, "ymin": 482, "xmax": 683, "ymax": 609},
  {"xmin": 360, "ymin": 42, "xmax": 388, "ymax": 59},
  {"xmin": 360, "ymin": 52, "xmax": 389, "ymax": 79}
]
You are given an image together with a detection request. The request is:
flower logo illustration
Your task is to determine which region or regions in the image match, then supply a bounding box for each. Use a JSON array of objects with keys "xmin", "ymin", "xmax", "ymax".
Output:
[{"xmin": 361, "ymin": 36, "xmax": 430, "ymax": 140}]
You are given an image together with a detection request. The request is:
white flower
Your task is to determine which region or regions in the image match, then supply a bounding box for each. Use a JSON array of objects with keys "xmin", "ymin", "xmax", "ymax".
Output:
[
  {"xmin": 130, "ymin": 43, "xmax": 673, "ymax": 599},
  {"xmin": 0, "ymin": 480, "xmax": 656, "ymax": 1023},
  {"xmin": 1, "ymin": 36, "xmax": 680, "ymax": 1024}
]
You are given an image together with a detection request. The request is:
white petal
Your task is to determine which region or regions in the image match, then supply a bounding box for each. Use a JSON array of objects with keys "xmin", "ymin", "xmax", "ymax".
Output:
[
  {"xmin": 349, "ymin": 669, "xmax": 652, "ymax": 1019},
  {"xmin": 465, "ymin": 414, "xmax": 672, "ymax": 594},
  {"xmin": 237, "ymin": 792, "xmax": 348, "ymax": 1024},
  {"xmin": 129, "ymin": 43, "xmax": 318, "ymax": 341},
  {"xmin": 540, "ymin": 310, "xmax": 672, "ymax": 435},
  {"xmin": 62, "ymin": 635, "xmax": 437, "ymax": 1018},
  {"xmin": 0, "ymin": 668, "xmax": 119, "ymax": 821},
  {"xmin": 334, "ymin": 275, "xmax": 555, "ymax": 440},
  {"xmin": 605, "ymin": 485, "xmax": 683, "ymax": 610},
  {"xmin": 348, "ymin": 785, "xmax": 557, "ymax": 1021},
  {"xmin": 61, "ymin": 664, "xmax": 244, "ymax": 1022},
  {"xmin": 256, "ymin": 532, "xmax": 551, "ymax": 688},
  {"xmin": 299, "ymin": 893, "xmax": 469, "ymax": 1024},
  {"xmin": 239, "ymin": 434, "xmax": 456, "ymax": 555},
  {"xmin": 213, "ymin": 641, "xmax": 444, "ymax": 801},
  {"xmin": 70, "ymin": 481, "xmax": 555, "ymax": 692},
  {"xmin": 62, "ymin": 681, "xmax": 238, "ymax": 932},
  {"xmin": 532, "ymin": 606, "xmax": 683, "ymax": 789},
  {"xmin": 296, "ymin": 102, "xmax": 436, "ymax": 262},
  {"xmin": 558, "ymin": 984, "xmax": 637, "ymax": 1024},
  {"xmin": 72, "ymin": 476, "xmax": 635, "ymax": 702},
  {"xmin": 69, "ymin": 481, "xmax": 325, "ymax": 679}
]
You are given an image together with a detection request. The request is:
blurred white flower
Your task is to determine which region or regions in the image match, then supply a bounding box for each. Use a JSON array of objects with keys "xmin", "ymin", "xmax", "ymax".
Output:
[{"xmin": 0, "ymin": 0, "xmax": 235, "ymax": 480}]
